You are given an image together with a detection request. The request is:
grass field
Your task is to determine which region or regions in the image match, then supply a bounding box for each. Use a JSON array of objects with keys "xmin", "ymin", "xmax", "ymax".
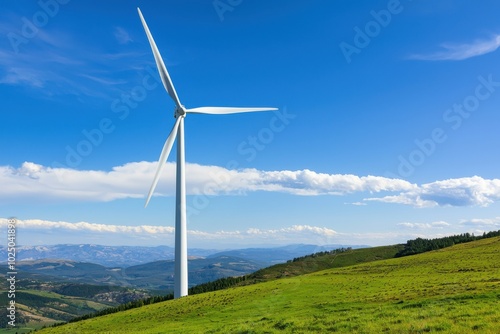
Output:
[{"xmin": 37, "ymin": 237, "xmax": 500, "ymax": 333}]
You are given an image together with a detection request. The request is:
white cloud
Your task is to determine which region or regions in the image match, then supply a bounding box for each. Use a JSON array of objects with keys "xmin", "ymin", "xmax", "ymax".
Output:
[
  {"xmin": 420, "ymin": 177, "xmax": 500, "ymax": 206},
  {"xmin": 366, "ymin": 176, "xmax": 500, "ymax": 208},
  {"xmin": 0, "ymin": 218, "xmax": 174, "ymax": 234},
  {"xmin": 2, "ymin": 162, "xmax": 500, "ymax": 209},
  {"xmin": 0, "ymin": 161, "xmax": 415, "ymax": 203},
  {"xmin": 3, "ymin": 218, "xmax": 495, "ymax": 248},
  {"xmin": 459, "ymin": 217, "xmax": 500, "ymax": 228},
  {"xmin": 189, "ymin": 225, "xmax": 337, "ymax": 241},
  {"xmin": 257, "ymin": 170, "xmax": 416, "ymax": 195},
  {"xmin": 431, "ymin": 221, "xmax": 452, "ymax": 228},
  {"xmin": 346, "ymin": 202, "xmax": 367, "ymax": 206},
  {"xmin": 0, "ymin": 66, "xmax": 46, "ymax": 88},
  {"xmin": 113, "ymin": 27, "xmax": 133, "ymax": 45},
  {"xmin": 365, "ymin": 194, "xmax": 435, "ymax": 207},
  {"xmin": 397, "ymin": 221, "xmax": 451, "ymax": 230},
  {"xmin": 0, "ymin": 218, "xmax": 336, "ymax": 246},
  {"xmin": 410, "ymin": 34, "xmax": 500, "ymax": 61}
]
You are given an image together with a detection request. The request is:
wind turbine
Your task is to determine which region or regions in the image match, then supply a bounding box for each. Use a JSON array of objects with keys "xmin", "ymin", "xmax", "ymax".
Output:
[{"xmin": 137, "ymin": 8, "xmax": 277, "ymax": 299}]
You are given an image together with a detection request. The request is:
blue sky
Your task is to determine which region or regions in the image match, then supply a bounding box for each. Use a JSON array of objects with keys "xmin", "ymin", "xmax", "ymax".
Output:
[{"xmin": 1, "ymin": 0, "xmax": 500, "ymax": 248}]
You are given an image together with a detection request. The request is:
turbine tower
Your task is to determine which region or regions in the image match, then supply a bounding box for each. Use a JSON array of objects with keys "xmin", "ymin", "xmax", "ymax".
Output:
[{"xmin": 138, "ymin": 8, "xmax": 277, "ymax": 299}]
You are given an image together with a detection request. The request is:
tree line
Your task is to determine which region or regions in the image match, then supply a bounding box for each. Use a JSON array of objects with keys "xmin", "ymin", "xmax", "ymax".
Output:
[
  {"xmin": 395, "ymin": 230, "xmax": 500, "ymax": 257},
  {"xmin": 287, "ymin": 247, "xmax": 353, "ymax": 263}
]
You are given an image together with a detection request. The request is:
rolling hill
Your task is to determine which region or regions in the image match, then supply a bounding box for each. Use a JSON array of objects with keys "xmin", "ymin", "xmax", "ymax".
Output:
[
  {"xmin": 38, "ymin": 237, "xmax": 500, "ymax": 333},
  {"xmin": 122, "ymin": 255, "xmax": 264, "ymax": 291},
  {"xmin": 206, "ymin": 243, "xmax": 368, "ymax": 265},
  {"xmin": 0, "ymin": 284, "xmax": 148, "ymax": 333}
]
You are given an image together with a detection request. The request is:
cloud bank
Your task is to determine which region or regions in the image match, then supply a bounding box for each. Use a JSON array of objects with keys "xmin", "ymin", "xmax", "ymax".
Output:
[
  {"xmin": 2, "ymin": 217, "xmax": 497, "ymax": 247},
  {"xmin": 1, "ymin": 161, "xmax": 500, "ymax": 208},
  {"xmin": 0, "ymin": 218, "xmax": 174, "ymax": 234},
  {"xmin": 0, "ymin": 218, "xmax": 337, "ymax": 246},
  {"xmin": 366, "ymin": 176, "xmax": 500, "ymax": 207},
  {"xmin": 397, "ymin": 221, "xmax": 451, "ymax": 229},
  {"xmin": 460, "ymin": 217, "xmax": 500, "ymax": 228}
]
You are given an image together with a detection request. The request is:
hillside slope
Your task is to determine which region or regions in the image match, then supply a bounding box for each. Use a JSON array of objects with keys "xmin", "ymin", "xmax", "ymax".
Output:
[
  {"xmin": 244, "ymin": 244, "xmax": 403, "ymax": 283},
  {"xmin": 0, "ymin": 289, "xmax": 114, "ymax": 331},
  {"xmin": 39, "ymin": 237, "xmax": 500, "ymax": 333},
  {"xmin": 0, "ymin": 283, "xmax": 148, "ymax": 332}
]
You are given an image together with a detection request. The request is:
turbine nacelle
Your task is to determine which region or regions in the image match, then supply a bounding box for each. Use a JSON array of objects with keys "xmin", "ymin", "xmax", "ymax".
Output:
[{"xmin": 175, "ymin": 106, "xmax": 186, "ymax": 118}]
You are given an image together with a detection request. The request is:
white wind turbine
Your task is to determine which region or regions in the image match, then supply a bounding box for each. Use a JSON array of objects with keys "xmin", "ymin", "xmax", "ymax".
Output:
[{"xmin": 137, "ymin": 8, "xmax": 277, "ymax": 298}]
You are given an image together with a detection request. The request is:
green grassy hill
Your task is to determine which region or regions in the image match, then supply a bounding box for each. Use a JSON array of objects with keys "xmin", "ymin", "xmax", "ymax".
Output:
[
  {"xmin": 0, "ymin": 283, "xmax": 149, "ymax": 333},
  {"xmin": 38, "ymin": 237, "xmax": 500, "ymax": 333},
  {"xmin": 243, "ymin": 244, "xmax": 403, "ymax": 283}
]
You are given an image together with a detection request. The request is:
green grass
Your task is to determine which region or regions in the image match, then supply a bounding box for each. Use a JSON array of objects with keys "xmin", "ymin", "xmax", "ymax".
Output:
[
  {"xmin": 37, "ymin": 237, "xmax": 500, "ymax": 333},
  {"xmin": 243, "ymin": 244, "xmax": 404, "ymax": 283}
]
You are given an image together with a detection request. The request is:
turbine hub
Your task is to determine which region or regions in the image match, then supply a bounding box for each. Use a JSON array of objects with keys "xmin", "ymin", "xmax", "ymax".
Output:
[{"xmin": 175, "ymin": 106, "xmax": 186, "ymax": 118}]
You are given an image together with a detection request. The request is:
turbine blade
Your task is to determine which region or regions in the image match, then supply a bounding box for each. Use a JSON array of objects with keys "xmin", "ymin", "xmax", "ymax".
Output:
[
  {"xmin": 186, "ymin": 107, "xmax": 278, "ymax": 115},
  {"xmin": 145, "ymin": 117, "xmax": 182, "ymax": 207},
  {"xmin": 137, "ymin": 8, "xmax": 182, "ymax": 108}
]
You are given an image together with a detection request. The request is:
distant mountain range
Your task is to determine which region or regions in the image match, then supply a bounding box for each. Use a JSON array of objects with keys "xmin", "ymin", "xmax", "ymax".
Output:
[
  {"xmin": 0, "ymin": 244, "xmax": 216, "ymax": 267},
  {"xmin": 0, "ymin": 256, "xmax": 264, "ymax": 292},
  {"xmin": 0, "ymin": 243, "xmax": 368, "ymax": 267},
  {"xmin": 207, "ymin": 244, "xmax": 364, "ymax": 264}
]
